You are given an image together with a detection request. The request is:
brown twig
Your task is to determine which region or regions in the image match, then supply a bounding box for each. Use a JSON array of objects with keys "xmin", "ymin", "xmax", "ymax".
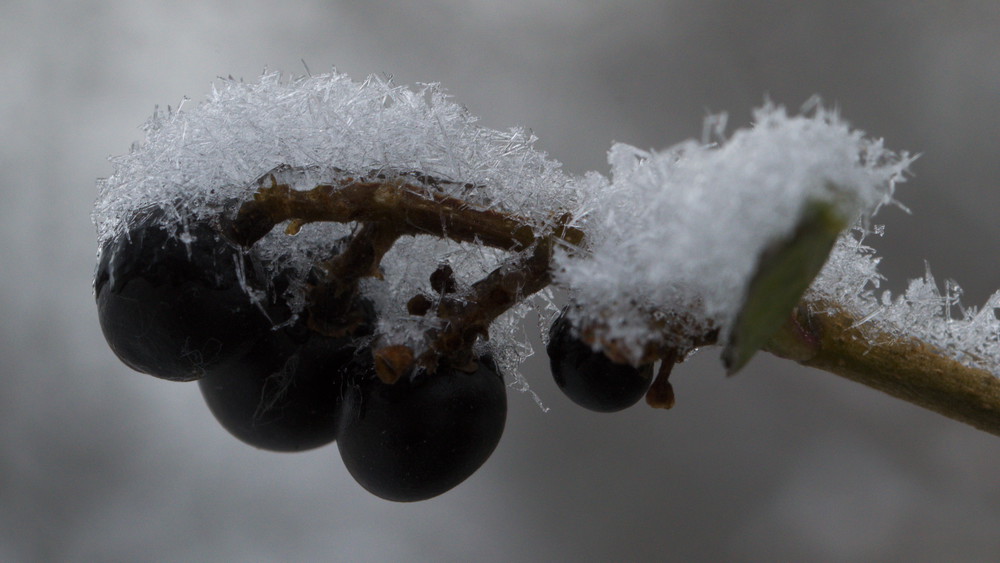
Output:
[
  {"xmin": 306, "ymin": 221, "xmax": 398, "ymax": 337},
  {"xmin": 226, "ymin": 171, "xmax": 570, "ymax": 251},
  {"xmin": 417, "ymin": 235, "xmax": 559, "ymax": 372},
  {"xmin": 765, "ymin": 299, "xmax": 1000, "ymax": 437},
  {"xmin": 230, "ymin": 169, "xmax": 582, "ymax": 379}
]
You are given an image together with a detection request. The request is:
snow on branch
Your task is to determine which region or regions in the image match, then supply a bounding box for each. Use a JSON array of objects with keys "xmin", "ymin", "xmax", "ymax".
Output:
[
  {"xmin": 813, "ymin": 231, "xmax": 1000, "ymax": 380},
  {"xmin": 95, "ymin": 70, "xmax": 1000, "ymax": 434},
  {"xmin": 556, "ymin": 102, "xmax": 913, "ymax": 363}
]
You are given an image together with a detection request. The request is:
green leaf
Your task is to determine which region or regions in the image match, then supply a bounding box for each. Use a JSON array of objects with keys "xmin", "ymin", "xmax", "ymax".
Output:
[{"xmin": 722, "ymin": 199, "xmax": 847, "ymax": 374}]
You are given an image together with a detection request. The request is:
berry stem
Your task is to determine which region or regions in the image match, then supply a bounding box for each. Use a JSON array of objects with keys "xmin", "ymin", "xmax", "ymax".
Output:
[
  {"xmin": 645, "ymin": 353, "xmax": 678, "ymax": 409},
  {"xmin": 418, "ymin": 233, "xmax": 559, "ymax": 372},
  {"xmin": 307, "ymin": 221, "xmax": 398, "ymax": 337},
  {"xmin": 231, "ymin": 169, "xmax": 583, "ymax": 378},
  {"xmin": 226, "ymin": 170, "xmax": 578, "ymax": 251}
]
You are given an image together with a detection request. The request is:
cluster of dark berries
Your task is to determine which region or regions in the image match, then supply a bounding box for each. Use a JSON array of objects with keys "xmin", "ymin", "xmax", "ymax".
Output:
[
  {"xmin": 94, "ymin": 178, "xmax": 671, "ymax": 502},
  {"xmin": 95, "ymin": 207, "xmax": 506, "ymax": 502}
]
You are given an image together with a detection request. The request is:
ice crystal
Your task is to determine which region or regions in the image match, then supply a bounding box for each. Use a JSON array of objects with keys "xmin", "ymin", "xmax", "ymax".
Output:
[
  {"xmin": 813, "ymin": 230, "xmax": 1000, "ymax": 377},
  {"xmin": 94, "ymin": 71, "xmax": 575, "ymax": 377},
  {"xmin": 555, "ymin": 102, "xmax": 913, "ymax": 362},
  {"xmin": 94, "ymin": 72, "xmax": 573, "ymax": 244}
]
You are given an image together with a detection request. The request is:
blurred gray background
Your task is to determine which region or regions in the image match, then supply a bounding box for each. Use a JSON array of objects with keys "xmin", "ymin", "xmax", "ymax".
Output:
[{"xmin": 3, "ymin": 1, "xmax": 1000, "ymax": 561}]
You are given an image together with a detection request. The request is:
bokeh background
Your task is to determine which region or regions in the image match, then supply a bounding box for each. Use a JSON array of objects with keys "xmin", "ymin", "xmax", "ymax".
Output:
[{"xmin": 3, "ymin": 1, "xmax": 1000, "ymax": 561}]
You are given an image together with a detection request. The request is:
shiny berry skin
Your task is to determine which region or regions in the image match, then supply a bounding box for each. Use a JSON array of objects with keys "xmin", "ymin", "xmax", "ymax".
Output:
[
  {"xmin": 198, "ymin": 291, "xmax": 377, "ymax": 451},
  {"xmin": 95, "ymin": 207, "xmax": 274, "ymax": 381},
  {"xmin": 546, "ymin": 311, "xmax": 653, "ymax": 412},
  {"xmin": 198, "ymin": 327, "xmax": 362, "ymax": 452},
  {"xmin": 337, "ymin": 356, "xmax": 507, "ymax": 502}
]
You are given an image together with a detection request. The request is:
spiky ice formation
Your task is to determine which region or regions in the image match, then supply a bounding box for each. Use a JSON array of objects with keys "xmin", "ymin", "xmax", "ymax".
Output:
[
  {"xmin": 555, "ymin": 102, "xmax": 914, "ymax": 362},
  {"xmin": 93, "ymin": 71, "xmax": 577, "ymax": 381},
  {"xmin": 812, "ymin": 229, "xmax": 1000, "ymax": 378}
]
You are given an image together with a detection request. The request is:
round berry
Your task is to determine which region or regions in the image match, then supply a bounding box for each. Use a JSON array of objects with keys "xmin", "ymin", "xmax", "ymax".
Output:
[
  {"xmin": 198, "ymin": 327, "xmax": 365, "ymax": 452},
  {"xmin": 546, "ymin": 311, "xmax": 653, "ymax": 412},
  {"xmin": 95, "ymin": 207, "xmax": 276, "ymax": 381},
  {"xmin": 337, "ymin": 356, "xmax": 507, "ymax": 502}
]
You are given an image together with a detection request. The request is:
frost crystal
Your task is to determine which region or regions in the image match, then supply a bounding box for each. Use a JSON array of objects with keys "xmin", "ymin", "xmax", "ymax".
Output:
[
  {"xmin": 555, "ymin": 102, "xmax": 913, "ymax": 361},
  {"xmin": 813, "ymin": 230, "xmax": 1000, "ymax": 378},
  {"xmin": 94, "ymin": 72, "xmax": 573, "ymax": 243},
  {"xmin": 94, "ymin": 71, "xmax": 575, "ymax": 381}
]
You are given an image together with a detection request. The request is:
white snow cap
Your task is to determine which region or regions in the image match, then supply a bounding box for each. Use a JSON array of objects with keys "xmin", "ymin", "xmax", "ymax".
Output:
[
  {"xmin": 94, "ymin": 71, "xmax": 574, "ymax": 245},
  {"xmin": 555, "ymin": 101, "xmax": 913, "ymax": 359}
]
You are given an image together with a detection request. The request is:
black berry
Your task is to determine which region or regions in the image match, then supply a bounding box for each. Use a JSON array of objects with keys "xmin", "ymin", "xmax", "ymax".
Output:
[
  {"xmin": 337, "ymin": 356, "xmax": 507, "ymax": 502},
  {"xmin": 95, "ymin": 207, "xmax": 277, "ymax": 381},
  {"xmin": 546, "ymin": 310, "xmax": 653, "ymax": 412},
  {"xmin": 198, "ymin": 327, "xmax": 366, "ymax": 452}
]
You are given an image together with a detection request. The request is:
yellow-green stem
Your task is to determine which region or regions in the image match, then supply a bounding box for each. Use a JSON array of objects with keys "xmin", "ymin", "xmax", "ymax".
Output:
[{"xmin": 766, "ymin": 298, "xmax": 1000, "ymax": 436}]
